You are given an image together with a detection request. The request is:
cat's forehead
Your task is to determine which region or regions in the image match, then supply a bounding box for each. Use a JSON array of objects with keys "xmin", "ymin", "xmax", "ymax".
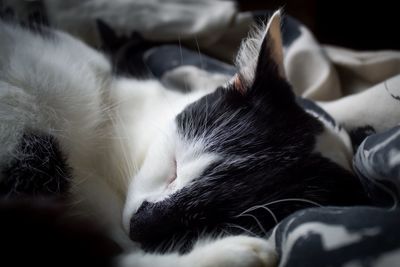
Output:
[
  {"xmin": 174, "ymin": 88, "xmax": 353, "ymax": 172},
  {"xmin": 176, "ymin": 85, "xmax": 322, "ymax": 152}
]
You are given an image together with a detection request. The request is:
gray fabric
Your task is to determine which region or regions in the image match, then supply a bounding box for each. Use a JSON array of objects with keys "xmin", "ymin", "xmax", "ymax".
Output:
[
  {"xmin": 354, "ymin": 126, "xmax": 400, "ymax": 207},
  {"xmin": 144, "ymin": 45, "xmax": 235, "ymax": 78},
  {"xmin": 43, "ymin": 0, "xmax": 238, "ymax": 53},
  {"xmin": 270, "ymin": 207, "xmax": 400, "ymax": 267}
]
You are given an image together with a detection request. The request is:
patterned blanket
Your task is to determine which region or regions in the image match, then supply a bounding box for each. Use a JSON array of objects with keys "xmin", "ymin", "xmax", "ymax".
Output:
[{"xmin": 95, "ymin": 9, "xmax": 400, "ymax": 267}]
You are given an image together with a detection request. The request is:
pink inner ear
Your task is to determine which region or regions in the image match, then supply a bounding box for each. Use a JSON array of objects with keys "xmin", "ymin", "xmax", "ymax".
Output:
[{"xmin": 233, "ymin": 74, "xmax": 246, "ymax": 95}]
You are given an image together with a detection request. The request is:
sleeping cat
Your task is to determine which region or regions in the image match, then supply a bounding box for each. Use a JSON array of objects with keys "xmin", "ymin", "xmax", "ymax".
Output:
[{"xmin": 0, "ymin": 11, "xmax": 368, "ymax": 266}]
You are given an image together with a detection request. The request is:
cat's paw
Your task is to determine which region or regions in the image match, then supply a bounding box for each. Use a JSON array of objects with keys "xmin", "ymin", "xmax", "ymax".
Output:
[{"xmin": 184, "ymin": 235, "xmax": 278, "ymax": 267}]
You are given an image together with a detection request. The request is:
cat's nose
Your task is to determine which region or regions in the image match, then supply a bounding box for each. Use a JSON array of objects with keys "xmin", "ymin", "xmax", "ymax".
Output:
[{"xmin": 129, "ymin": 200, "xmax": 180, "ymax": 250}]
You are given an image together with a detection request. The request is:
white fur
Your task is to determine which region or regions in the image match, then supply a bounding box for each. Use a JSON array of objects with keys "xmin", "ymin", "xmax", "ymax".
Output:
[
  {"xmin": 120, "ymin": 235, "xmax": 277, "ymax": 267},
  {"xmin": 0, "ymin": 21, "xmax": 277, "ymax": 266},
  {"xmin": 122, "ymin": 128, "xmax": 221, "ymax": 231},
  {"xmin": 235, "ymin": 22, "xmax": 265, "ymax": 88}
]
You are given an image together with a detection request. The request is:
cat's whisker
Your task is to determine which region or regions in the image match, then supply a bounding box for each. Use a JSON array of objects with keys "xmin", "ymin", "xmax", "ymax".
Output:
[
  {"xmin": 234, "ymin": 198, "xmax": 323, "ymax": 232},
  {"xmin": 235, "ymin": 213, "xmax": 267, "ymax": 236},
  {"xmin": 201, "ymin": 97, "xmax": 209, "ymax": 139},
  {"xmin": 242, "ymin": 205, "xmax": 278, "ymax": 225},
  {"xmin": 238, "ymin": 197, "xmax": 323, "ymax": 217},
  {"xmin": 225, "ymin": 223, "xmax": 260, "ymax": 237},
  {"xmin": 261, "ymin": 198, "xmax": 323, "ymax": 208},
  {"xmin": 177, "ymin": 35, "xmax": 190, "ymax": 93},
  {"xmin": 194, "ymin": 36, "xmax": 204, "ymax": 71},
  {"xmin": 100, "ymin": 100, "xmax": 121, "ymax": 113},
  {"xmin": 109, "ymin": 112, "xmax": 137, "ymax": 182}
]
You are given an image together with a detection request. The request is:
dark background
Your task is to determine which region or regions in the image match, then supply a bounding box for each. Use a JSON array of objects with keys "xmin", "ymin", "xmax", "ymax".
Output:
[
  {"xmin": 1, "ymin": 1, "xmax": 398, "ymax": 51},
  {"xmin": 238, "ymin": 0, "xmax": 399, "ymax": 51}
]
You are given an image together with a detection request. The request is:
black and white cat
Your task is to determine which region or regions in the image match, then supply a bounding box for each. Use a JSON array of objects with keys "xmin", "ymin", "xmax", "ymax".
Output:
[{"xmin": 0, "ymin": 11, "xmax": 368, "ymax": 266}]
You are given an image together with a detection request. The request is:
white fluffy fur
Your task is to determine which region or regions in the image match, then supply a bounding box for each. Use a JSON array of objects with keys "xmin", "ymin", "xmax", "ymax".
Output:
[
  {"xmin": 0, "ymin": 20, "xmax": 277, "ymax": 266},
  {"xmin": 234, "ymin": 22, "xmax": 266, "ymax": 88},
  {"xmin": 119, "ymin": 235, "xmax": 277, "ymax": 267}
]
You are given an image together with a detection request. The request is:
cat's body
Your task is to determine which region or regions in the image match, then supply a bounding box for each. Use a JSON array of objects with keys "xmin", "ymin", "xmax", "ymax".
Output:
[
  {"xmin": 0, "ymin": 19, "xmax": 214, "ymax": 246},
  {"xmin": 0, "ymin": 18, "xmax": 278, "ymax": 267},
  {"xmin": 0, "ymin": 12, "xmax": 368, "ymax": 267}
]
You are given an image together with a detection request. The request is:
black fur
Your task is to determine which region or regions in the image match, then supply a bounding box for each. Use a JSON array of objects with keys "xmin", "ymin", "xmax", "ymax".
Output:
[
  {"xmin": 0, "ymin": 2, "xmax": 14, "ymax": 21},
  {"xmin": 96, "ymin": 20, "xmax": 236, "ymax": 83},
  {"xmin": 0, "ymin": 133, "xmax": 71, "ymax": 198},
  {"xmin": 130, "ymin": 33, "xmax": 370, "ymax": 252},
  {"xmin": 0, "ymin": 2, "xmax": 51, "ymax": 38},
  {"xmin": 96, "ymin": 19, "xmax": 155, "ymax": 78},
  {"xmin": 349, "ymin": 125, "xmax": 376, "ymax": 151},
  {"xmin": 0, "ymin": 198, "xmax": 121, "ymax": 267}
]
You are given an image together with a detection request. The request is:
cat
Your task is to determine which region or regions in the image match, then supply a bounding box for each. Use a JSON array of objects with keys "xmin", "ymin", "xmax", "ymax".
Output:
[
  {"xmin": 120, "ymin": 11, "xmax": 370, "ymax": 252},
  {"xmin": 0, "ymin": 10, "xmax": 368, "ymax": 266}
]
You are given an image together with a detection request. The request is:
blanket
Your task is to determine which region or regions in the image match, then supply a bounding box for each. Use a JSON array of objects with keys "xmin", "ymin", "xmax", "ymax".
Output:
[{"xmin": 2, "ymin": 1, "xmax": 400, "ymax": 266}]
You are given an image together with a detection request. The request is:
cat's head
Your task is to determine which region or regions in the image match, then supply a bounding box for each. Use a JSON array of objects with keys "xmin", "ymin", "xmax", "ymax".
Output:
[{"xmin": 123, "ymin": 11, "xmax": 368, "ymax": 252}]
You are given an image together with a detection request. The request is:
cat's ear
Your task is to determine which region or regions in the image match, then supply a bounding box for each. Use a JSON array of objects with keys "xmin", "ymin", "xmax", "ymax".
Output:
[
  {"xmin": 96, "ymin": 19, "xmax": 122, "ymax": 52},
  {"xmin": 233, "ymin": 10, "xmax": 285, "ymax": 93},
  {"xmin": 257, "ymin": 10, "xmax": 285, "ymax": 78}
]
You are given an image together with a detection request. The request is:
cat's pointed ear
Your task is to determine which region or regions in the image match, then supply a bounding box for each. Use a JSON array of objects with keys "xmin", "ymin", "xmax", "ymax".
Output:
[
  {"xmin": 233, "ymin": 10, "xmax": 285, "ymax": 93},
  {"xmin": 258, "ymin": 10, "xmax": 285, "ymax": 78},
  {"xmin": 96, "ymin": 19, "xmax": 121, "ymax": 52}
]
